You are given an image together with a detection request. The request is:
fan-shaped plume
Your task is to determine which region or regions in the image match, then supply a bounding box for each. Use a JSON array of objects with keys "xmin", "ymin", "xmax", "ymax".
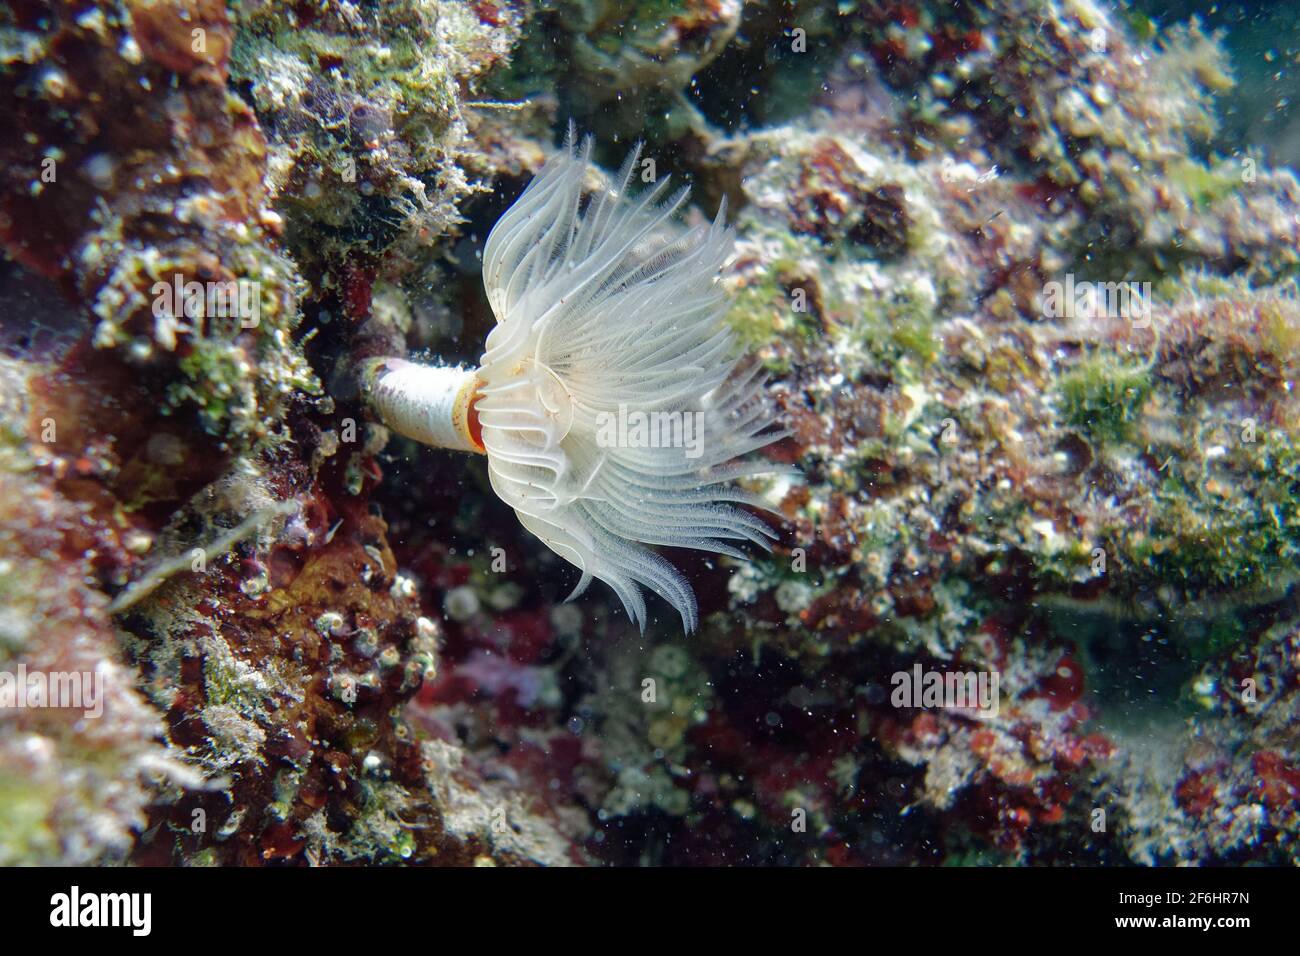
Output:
[{"xmin": 476, "ymin": 130, "xmax": 792, "ymax": 633}]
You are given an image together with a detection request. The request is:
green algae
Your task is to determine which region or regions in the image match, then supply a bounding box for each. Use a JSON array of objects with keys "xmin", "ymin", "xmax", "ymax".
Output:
[{"xmin": 1057, "ymin": 354, "xmax": 1154, "ymax": 444}]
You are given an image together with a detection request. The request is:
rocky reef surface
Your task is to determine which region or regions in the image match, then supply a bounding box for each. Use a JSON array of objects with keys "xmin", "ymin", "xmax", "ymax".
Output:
[{"xmin": 0, "ymin": 0, "xmax": 1296, "ymax": 865}]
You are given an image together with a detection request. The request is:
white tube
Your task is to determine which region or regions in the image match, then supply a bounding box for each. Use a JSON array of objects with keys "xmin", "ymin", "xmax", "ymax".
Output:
[{"xmin": 366, "ymin": 358, "xmax": 483, "ymax": 453}]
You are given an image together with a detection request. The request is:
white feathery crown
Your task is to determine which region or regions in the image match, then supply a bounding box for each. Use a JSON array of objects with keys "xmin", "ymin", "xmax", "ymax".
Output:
[{"xmin": 476, "ymin": 129, "xmax": 790, "ymax": 633}]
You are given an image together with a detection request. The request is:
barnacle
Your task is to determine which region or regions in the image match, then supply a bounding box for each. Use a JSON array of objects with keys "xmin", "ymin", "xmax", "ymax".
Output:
[{"xmin": 366, "ymin": 131, "xmax": 791, "ymax": 632}]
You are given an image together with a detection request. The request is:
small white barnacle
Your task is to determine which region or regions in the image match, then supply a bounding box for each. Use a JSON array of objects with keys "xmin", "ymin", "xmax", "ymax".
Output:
[{"xmin": 364, "ymin": 128, "xmax": 794, "ymax": 633}]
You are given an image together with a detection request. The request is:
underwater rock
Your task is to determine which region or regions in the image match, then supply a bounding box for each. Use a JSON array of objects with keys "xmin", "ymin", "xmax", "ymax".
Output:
[{"xmin": 1, "ymin": 0, "xmax": 1298, "ymax": 867}]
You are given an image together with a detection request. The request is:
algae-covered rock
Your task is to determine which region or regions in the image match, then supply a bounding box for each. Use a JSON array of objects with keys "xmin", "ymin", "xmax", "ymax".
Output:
[{"xmin": 1, "ymin": 0, "xmax": 1298, "ymax": 868}]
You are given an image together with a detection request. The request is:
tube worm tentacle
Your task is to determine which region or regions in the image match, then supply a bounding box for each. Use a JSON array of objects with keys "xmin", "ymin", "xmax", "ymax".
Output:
[{"xmin": 363, "ymin": 129, "xmax": 794, "ymax": 633}]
